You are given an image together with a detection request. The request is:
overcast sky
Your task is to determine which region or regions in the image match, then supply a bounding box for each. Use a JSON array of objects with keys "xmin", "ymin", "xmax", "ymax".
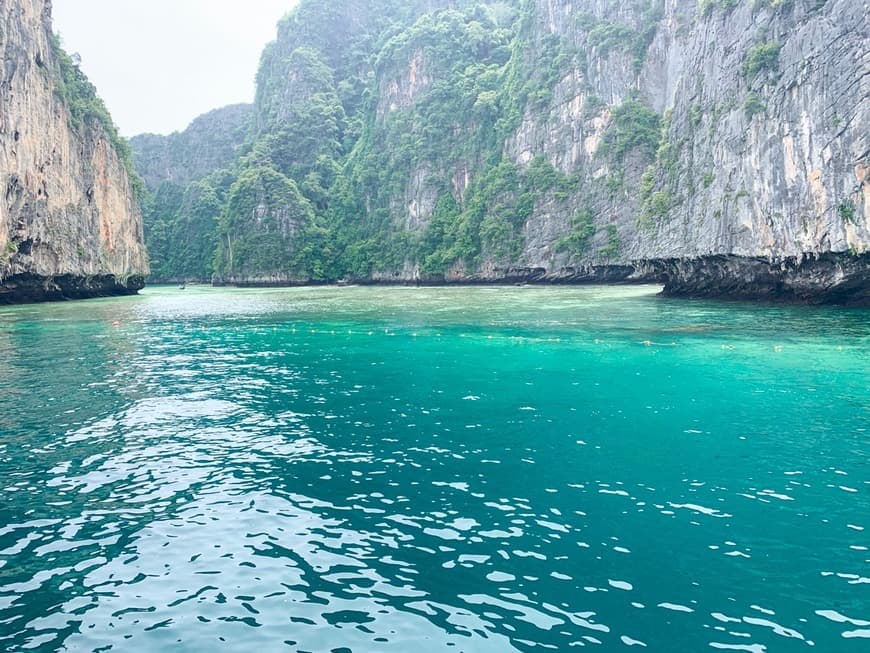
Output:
[{"xmin": 52, "ymin": 0, "xmax": 298, "ymax": 137}]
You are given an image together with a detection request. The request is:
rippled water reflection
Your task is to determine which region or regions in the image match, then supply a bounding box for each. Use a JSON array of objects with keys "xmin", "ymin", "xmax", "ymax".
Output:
[{"xmin": 0, "ymin": 285, "xmax": 868, "ymax": 651}]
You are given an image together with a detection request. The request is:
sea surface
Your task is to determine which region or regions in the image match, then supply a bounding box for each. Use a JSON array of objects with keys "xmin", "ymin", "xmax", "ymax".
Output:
[{"xmin": 0, "ymin": 285, "xmax": 867, "ymax": 652}]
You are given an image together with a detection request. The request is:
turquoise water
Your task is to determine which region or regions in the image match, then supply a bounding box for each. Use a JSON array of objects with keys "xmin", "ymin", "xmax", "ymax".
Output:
[{"xmin": 0, "ymin": 285, "xmax": 868, "ymax": 652}]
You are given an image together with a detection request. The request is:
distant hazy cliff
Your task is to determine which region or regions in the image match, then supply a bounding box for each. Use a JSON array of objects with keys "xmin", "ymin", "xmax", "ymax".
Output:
[
  {"xmin": 133, "ymin": 0, "xmax": 869, "ymax": 303},
  {"xmin": 129, "ymin": 104, "xmax": 254, "ymax": 283},
  {"xmin": 0, "ymin": 0, "xmax": 148, "ymax": 302},
  {"xmin": 130, "ymin": 104, "xmax": 253, "ymax": 192}
]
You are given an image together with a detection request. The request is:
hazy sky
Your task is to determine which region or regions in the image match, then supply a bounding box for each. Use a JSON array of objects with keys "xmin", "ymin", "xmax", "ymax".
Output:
[{"xmin": 52, "ymin": 0, "xmax": 298, "ymax": 137}]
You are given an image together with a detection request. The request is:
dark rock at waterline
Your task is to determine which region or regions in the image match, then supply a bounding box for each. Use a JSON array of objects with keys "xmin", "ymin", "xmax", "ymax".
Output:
[
  {"xmin": 0, "ymin": 274, "xmax": 145, "ymax": 304},
  {"xmin": 638, "ymin": 253, "xmax": 870, "ymax": 306},
  {"xmin": 213, "ymin": 252, "xmax": 870, "ymax": 306},
  {"xmin": 0, "ymin": 0, "xmax": 148, "ymax": 307}
]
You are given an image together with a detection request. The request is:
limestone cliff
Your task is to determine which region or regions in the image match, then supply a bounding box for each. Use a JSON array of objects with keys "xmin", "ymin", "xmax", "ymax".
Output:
[
  {"xmin": 132, "ymin": 0, "xmax": 869, "ymax": 304},
  {"xmin": 0, "ymin": 0, "xmax": 148, "ymax": 302},
  {"xmin": 374, "ymin": 0, "xmax": 868, "ymax": 302},
  {"xmin": 498, "ymin": 0, "xmax": 870, "ymax": 302}
]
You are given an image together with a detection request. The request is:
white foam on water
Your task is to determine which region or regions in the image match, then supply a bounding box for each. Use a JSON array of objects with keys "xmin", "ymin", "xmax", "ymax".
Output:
[
  {"xmin": 658, "ymin": 602, "xmax": 694, "ymax": 613},
  {"xmin": 743, "ymin": 616, "xmax": 805, "ymax": 640},
  {"xmin": 608, "ymin": 580, "xmax": 633, "ymax": 591},
  {"xmin": 710, "ymin": 643, "xmax": 767, "ymax": 653},
  {"xmin": 843, "ymin": 630, "xmax": 870, "ymax": 639},
  {"xmin": 815, "ymin": 610, "xmax": 870, "ymax": 627},
  {"xmin": 668, "ymin": 503, "xmax": 732, "ymax": 518}
]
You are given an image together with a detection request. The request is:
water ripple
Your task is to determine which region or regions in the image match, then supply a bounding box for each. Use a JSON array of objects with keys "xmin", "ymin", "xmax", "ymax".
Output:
[{"xmin": 0, "ymin": 286, "xmax": 867, "ymax": 651}]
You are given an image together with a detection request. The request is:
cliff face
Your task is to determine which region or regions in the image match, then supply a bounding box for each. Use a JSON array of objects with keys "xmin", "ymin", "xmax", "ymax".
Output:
[
  {"xmin": 496, "ymin": 0, "xmax": 869, "ymax": 301},
  {"xmin": 0, "ymin": 0, "xmax": 148, "ymax": 303},
  {"xmin": 372, "ymin": 0, "xmax": 868, "ymax": 301},
  {"xmin": 130, "ymin": 104, "xmax": 253, "ymax": 192},
  {"xmin": 629, "ymin": 0, "xmax": 867, "ymax": 260},
  {"xmin": 133, "ymin": 0, "xmax": 869, "ymax": 303}
]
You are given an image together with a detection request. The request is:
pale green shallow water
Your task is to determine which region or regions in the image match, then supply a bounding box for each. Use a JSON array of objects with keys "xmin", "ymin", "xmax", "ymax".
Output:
[{"xmin": 0, "ymin": 285, "xmax": 868, "ymax": 652}]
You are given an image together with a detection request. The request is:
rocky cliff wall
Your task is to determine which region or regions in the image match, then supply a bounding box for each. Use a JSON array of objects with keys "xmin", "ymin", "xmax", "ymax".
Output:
[
  {"xmin": 131, "ymin": 0, "xmax": 868, "ymax": 304},
  {"xmin": 130, "ymin": 104, "xmax": 256, "ymax": 284},
  {"xmin": 0, "ymin": 0, "xmax": 148, "ymax": 302},
  {"xmin": 373, "ymin": 0, "xmax": 869, "ymax": 302},
  {"xmin": 508, "ymin": 0, "xmax": 869, "ymax": 261}
]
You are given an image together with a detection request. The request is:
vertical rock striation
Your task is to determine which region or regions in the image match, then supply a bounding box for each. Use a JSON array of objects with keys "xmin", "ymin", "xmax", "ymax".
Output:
[
  {"xmin": 500, "ymin": 0, "xmax": 869, "ymax": 302},
  {"xmin": 367, "ymin": 0, "xmax": 869, "ymax": 302},
  {"xmin": 0, "ymin": 0, "xmax": 148, "ymax": 303}
]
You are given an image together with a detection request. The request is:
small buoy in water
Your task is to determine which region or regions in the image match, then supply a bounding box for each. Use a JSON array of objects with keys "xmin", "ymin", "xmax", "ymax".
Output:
[
  {"xmin": 112, "ymin": 320, "xmax": 120, "ymax": 327},
  {"xmin": 642, "ymin": 340, "xmax": 652, "ymax": 346},
  {"xmin": 774, "ymin": 345, "xmax": 783, "ymax": 352}
]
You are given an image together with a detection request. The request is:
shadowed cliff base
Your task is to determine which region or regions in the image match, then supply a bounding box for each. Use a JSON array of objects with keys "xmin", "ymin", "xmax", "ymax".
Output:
[
  {"xmin": 641, "ymin": 253, "xmax": 870, "ymax": 306},
  {"xmin": 213, "ymin": 252, "xmax": 870, "ymax": 307},
  {"xmin": 0, "ymin": 274, "xmax": 146, "ymax": 304}
]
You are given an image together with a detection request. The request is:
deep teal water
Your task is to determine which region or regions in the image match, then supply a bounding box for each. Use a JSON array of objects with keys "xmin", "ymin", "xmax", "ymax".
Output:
[{"xmin": 0, "ymin": 285, "xmax": 868, "ymax": 652}]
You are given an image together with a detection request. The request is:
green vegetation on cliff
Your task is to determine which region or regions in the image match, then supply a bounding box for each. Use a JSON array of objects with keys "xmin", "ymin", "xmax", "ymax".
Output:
[
  {"xmin": 133, "ymin": 0, "xmax": 864, "ymax": 285},
  {"xmin": 151, "ymin": 0, "xmax": 571, "ymax": 282},
  {"xmin": 50, "ymin": 34, "xmax": 142, "ymax": 196},
  {"xmin": 133, "ymin": 0, "xmax": 669, "ymax": 282},
  {"xmin": 132, "ymin": 105, "xmax": 253, "ymax": 281},
  {"xmin": 143, "ymin": 174, "xmax": 229, "ymax": 281}
]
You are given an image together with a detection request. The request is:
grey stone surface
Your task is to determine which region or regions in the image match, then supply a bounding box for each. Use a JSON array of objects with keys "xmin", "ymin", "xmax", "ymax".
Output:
[{"xmin": 378, "ymin": 0, "xmax": 869, "ymax": 301}]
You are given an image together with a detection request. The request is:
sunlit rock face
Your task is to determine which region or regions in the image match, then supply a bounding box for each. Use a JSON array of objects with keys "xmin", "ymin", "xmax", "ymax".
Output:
[{"xmin": 0, "ymin": 0, "xmax": 148, "ymax": 303}]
